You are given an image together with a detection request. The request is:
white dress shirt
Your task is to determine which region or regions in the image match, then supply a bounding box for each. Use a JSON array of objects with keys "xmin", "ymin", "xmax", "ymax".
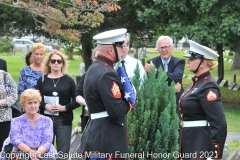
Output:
[{"xmin": 122, "ymin": 55, "xmax": 145, "ymax": 80}]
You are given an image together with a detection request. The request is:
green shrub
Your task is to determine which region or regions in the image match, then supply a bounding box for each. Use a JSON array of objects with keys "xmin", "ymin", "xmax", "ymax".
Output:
[{"xmin": 128, "ymin": 65, "xmax": 179, "ymax": 160}]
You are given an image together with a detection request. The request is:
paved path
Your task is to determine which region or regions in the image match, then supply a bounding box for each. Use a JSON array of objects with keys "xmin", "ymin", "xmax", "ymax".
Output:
[{"xmin": 226, "ymin": 133, "xmax": 240, "ymax": 142}]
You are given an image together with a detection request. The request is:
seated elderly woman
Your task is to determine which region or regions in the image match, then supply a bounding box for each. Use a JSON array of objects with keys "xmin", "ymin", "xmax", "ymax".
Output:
[{"xmin": 1, "ymin": 89, "xmax": 57, "ymax": 160}]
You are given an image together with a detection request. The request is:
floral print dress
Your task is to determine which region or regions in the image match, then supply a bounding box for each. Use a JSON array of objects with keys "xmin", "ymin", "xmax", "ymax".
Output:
[
  {"xmin": 0, "ymin": 70, "xmax": 18, "ymax": 122},
  {"xmin": 18, "ymin": 66, "xmax": 42, "ymax": 94}
]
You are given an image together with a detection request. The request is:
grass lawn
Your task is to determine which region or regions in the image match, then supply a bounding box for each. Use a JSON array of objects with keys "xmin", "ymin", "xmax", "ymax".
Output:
[{"xmin": 227, "ymin": 140, "xmax": 240, "ymax": 155}]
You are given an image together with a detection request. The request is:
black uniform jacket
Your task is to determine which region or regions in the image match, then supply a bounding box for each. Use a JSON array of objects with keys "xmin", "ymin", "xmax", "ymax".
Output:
[
  {"xmin": 147, "ymin": 56, "xmax": 185, "ymax": 114},
  {"xmin": 79, "ymin": 55, "xmax": 131, "ymax": 157},
  {"xmin": 179, "ymin": 72, "xmax": 227, "ymax": 159}
]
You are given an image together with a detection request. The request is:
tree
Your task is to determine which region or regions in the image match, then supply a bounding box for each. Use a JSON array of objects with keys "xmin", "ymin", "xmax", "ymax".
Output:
[
  {"xmin": 0, "ymin": 0, "xmax": 121, "ymax": 42},
  {"xmin": 61, "ymin": 41, "xmax": 80, "ymax": 60},
  {"xmin": 133, "ymin": 0, "xmax": 240, "ymax": 82},
  {"xmin": 85, "ymin": 0, "xmax": 158, "ymax": 61},
  {"xmin": 0, "ymin": 37, "xmax": 14, "ymax": 56},
  {"xmin": 0, "ymin": 0, "xmax": 123, "ymax": 68},
  {"xmin": 128, "ymin": 65, "xmax": 179, "ymax": 160}
]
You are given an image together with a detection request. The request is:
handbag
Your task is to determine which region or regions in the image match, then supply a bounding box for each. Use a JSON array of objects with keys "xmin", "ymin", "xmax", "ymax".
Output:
[
  {"xmin": 3, "ymin": 72, "xmax": 23, "ymax": 118},
  {"xmin": 11, "ymin": 102, "xmax": 22, "ymax": 118}
]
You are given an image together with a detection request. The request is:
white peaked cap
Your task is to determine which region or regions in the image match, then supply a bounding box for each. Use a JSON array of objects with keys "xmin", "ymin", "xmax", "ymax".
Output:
[
  {"xmin": 93, "ymin": 28, "xmax": 127, "ymax": 45},
  {"xmin": 184, "ymin": 40, "xmax": 219, "ymax": 60}
]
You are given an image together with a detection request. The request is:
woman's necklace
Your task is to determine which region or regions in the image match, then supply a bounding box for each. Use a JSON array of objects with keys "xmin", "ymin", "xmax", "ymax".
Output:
[{"xmin": 52, "ymin": 77, "xmax": 61, "ymax": 87}]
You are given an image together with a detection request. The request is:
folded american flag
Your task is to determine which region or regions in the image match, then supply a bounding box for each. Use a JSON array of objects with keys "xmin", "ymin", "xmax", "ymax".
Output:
[{"xmin": 117, "ymin": 66, "xmax": 136, "ymax": 104}]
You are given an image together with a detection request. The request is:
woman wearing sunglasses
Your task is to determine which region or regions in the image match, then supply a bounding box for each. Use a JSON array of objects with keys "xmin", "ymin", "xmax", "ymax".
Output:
[{"xmin": 36, "ymin": 50, "xmax": 79, "ymax": 159}]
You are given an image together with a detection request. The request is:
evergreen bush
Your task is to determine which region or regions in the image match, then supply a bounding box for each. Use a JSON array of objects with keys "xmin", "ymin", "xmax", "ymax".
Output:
[{"xmin": 128, "ymin": 64, "xmax": 180, "ymax": 160}]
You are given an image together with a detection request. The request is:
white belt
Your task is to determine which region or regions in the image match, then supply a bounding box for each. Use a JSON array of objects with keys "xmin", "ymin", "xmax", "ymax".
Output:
[
  {"xmin": 91, "ymin": 111, "xmax": 109, "ymax": 119},
  {"xmin": 180, "ymin": 120, "xmax": 210, "ymax": 128}
]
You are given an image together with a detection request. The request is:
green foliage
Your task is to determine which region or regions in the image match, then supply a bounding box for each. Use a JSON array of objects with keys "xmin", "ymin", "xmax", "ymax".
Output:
[
  {"xmin": 128, "ymin": 64, "xmax": 179, "ymax": 159},
  {"xmin": 0, "ymin": 37, "xmax": 14, "ymax": 55},
  {"xmin": 224, "ymin": 107, "xmax": 240, "ymax": 132}
]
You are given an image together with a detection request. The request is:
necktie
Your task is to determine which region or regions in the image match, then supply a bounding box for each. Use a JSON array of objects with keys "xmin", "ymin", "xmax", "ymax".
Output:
[
  {"xmin": 164, "ymin": 62, "xmax": 168, "ymax": 72},
  {"xmin": 121, "ymin": 60, "xmax": 126, "ymax": 70}
]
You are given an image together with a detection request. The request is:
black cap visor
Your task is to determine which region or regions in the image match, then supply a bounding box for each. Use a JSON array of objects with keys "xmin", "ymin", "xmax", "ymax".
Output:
[
  {"xmin": 184, "ymin": 51, "xmax": 204, "ymax": 59},
  {"xmin": 114, "ymin": 41, "xmax": 127, "ymax": 47}
]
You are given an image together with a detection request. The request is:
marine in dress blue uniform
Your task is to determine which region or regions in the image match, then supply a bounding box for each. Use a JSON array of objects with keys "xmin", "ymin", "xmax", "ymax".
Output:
[
  {"xmin": 79, "ymin": 29, "xmax": 137, "ymax": 160},
  {"xmin": 178, "ymin": 40, "xmax": 227, "ymax": 160}
]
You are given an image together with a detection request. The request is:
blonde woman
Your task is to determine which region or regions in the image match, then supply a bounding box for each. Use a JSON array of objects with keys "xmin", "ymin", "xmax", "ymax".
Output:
[
  {"xmin": 18, "ymin": 43, "xmax": 46, "ymax": 94},
  {"xmin": 178, "ymin": 40, "xmax": 227, "ymax": 160},
  {"xmin": 8, "ymin": 89, "xmax": 57, "ymax": 160},
  {"xmin": 36, "ymin": 50, "xmax": 79, "ymax": 158}
]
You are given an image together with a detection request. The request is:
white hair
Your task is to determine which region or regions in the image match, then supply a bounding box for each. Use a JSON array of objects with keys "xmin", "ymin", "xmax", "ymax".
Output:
[{"xmin": 155, "ymin": 35, "xmax": 173, "ymax": 50}]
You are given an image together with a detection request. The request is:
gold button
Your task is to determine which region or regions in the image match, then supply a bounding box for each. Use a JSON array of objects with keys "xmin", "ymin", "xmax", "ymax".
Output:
[
  {"xmin": 122, "ymin": 123, "xmax": 124, "ymax": 126},
  {"xmin": 215, "ymin": 145, "xmax": 218, "ymax": 147}
]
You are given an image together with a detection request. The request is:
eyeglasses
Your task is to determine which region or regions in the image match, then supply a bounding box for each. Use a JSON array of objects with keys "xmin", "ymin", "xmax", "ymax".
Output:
[
  {"xmin": 158, "ymin": 45, "xmax": 172, "ymax": 51},
  {"xmin": 50, "ymin": 59, "xmax": 63, "ymax": 64}
]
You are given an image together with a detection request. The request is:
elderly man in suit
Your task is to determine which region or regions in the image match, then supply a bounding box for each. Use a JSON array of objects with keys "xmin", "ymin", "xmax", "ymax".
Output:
[
  {"xmin": 0, "ymin": 58, "xmax": 7, "ymax": 72},
  {"xmin": 144, "ymin": 35, "xmax": 185, "ymax": 116}
]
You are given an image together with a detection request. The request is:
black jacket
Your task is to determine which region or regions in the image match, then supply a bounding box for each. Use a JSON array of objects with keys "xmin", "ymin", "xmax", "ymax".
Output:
[
  {"xmin": 179, "ymin": 72, "xmax": 227, "ymax": 159},
  {"xmin": 36, "ymin": 74, "xmax": 79, "ymax": 125},
  {"xmin": 80, "ymin": 55, "xmax": 131, "ymax": 156}
]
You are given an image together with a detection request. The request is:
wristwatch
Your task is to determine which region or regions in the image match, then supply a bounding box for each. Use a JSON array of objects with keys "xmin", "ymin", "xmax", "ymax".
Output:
[{"xmin": 64, "ymin": 106, "xmax": 67, "ymax": 111}]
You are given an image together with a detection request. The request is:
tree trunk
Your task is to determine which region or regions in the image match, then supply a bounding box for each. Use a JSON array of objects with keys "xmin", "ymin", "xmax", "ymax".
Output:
[
  {"xmin": 216, "ymin": 44, "xmax": 224, "ymax": 84},
  {"xmin": 68, "ymin": 48, "xmax": 74, "ymax": 60},
  {"xmin": 231, "ymin": 52, "xmax": 240, "ymax": 70},
  {"xmin": 134, "ymin": 48, "xmax": 139, "ymax": 59},
  {"xmin": 81, "ymin": 33, "xmax": 93, "ymax": 71}
]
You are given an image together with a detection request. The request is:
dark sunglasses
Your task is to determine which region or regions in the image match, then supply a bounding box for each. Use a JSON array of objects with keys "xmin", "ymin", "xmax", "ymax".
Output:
[
  {"xmin": 50, "ymin": 59, "xmax": 63, "ymax": 64},
  {"xmin": 115, "ymin": 41, "xmax": 127, "ymax": 47}
]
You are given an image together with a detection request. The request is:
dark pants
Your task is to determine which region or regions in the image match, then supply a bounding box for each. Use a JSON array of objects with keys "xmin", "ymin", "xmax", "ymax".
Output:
[
  {"xmin": 52, "ymin": 116, "xmax": 72, "ymax": 159},
  {"xmin": 0, "ymin": 121, "xmax": 10, "ymax": 149}
]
